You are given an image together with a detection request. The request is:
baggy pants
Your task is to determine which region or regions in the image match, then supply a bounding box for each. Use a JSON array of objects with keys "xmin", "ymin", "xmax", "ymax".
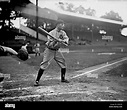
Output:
[{"xmin": 40, "ymin": 48, "xmax": 66, "ymax": 70}]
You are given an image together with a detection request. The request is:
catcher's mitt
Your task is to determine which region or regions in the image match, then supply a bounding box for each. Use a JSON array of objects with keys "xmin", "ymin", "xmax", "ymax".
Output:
[{"xmin": 17, "ymin": 49, "xmax": 28, "ymax": 61}]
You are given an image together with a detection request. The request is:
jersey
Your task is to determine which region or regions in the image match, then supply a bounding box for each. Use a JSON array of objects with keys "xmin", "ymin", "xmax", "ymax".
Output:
[
  {"xmin": 21, "ymin": 44, "xmax": 28, "ymax": 53},
  {"xmin": 46, "ymin": 28, "xmax": 69, "ymax": 50}
]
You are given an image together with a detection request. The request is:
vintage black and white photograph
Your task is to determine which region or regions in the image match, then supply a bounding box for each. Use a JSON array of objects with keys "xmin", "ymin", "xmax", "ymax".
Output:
[{"xmin": 0, "ymin": 0, "xmax": 127, "ymax": 108}]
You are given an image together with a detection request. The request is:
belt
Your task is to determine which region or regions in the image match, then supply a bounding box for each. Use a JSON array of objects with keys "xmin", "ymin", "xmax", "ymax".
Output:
[{"xmin": 46, "ymin": 46, "xmax": 58, "ymax": 51}]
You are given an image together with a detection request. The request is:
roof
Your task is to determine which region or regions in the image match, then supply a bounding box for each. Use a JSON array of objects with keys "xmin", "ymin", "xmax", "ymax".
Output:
[
  {"xmin": 46, "ymin": 7, "xmax": 127, "ymax": 26},
  {"xmin": 14, "ymin": 2, "xmax": 127, "ymax": 29},
  {"xmin": 14, "ymin": 3, "xmax": 58, "ymax": 22}
]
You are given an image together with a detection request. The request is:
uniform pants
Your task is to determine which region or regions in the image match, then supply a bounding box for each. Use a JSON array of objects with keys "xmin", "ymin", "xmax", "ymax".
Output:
[{"xmin": 40, "ymin": 48, "xmax": 66, "ymax": 70}]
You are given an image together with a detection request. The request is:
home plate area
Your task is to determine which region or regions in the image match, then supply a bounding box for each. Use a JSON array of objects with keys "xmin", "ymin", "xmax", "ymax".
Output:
[
  {"xmin": 2, "ymin": 81, "xmax": 121, "ymax": 101},
  {"xmin": 2, "ymin": 58, "xmax": 127, "ymax": 101}
]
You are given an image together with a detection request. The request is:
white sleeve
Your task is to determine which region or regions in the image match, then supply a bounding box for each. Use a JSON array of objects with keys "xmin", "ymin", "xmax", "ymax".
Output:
[
  {"xmin": 47, "ymin": 30, "xmax": 55, "ymax": 41},
  {"xmin": 62, "ymin": 31, "xmax": 69, "ymax": 44},
  {"xmin": 2, "ymin": 46, "xmax": 18, "ymax": 55}
]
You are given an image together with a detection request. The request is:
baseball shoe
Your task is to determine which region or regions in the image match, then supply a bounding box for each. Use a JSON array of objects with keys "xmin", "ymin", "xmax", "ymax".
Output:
[
  {"xmin": 34, "ymin": 81, "xmax": 39, "ymax": 86},
  {"xmin": 61, "ymin": 79, "xmax": 69, "ymax": 83}
]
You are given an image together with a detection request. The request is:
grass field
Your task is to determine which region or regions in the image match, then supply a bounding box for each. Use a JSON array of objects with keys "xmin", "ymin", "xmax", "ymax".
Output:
[
  {"xmin": 25, "ymin": 45, "xmax": 127, "ymax": 72},
  {"xmin": 0, "ymin": 44, "xmax": 127, "ymax": 102}
]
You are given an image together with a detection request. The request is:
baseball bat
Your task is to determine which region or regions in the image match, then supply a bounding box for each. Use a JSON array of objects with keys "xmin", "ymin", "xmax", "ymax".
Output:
[{"xmin": 38, "ymin": 27, "xmax": 68, "ymax": 46}]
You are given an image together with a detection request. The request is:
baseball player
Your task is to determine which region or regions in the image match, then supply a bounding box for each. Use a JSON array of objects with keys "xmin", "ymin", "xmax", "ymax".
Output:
[
  {"xmin": 34, "ymin": 43, "xmax": 40, "ymax": 56},
  {"xmin": 0, "ymin": 45, "xmax": 29, "ymax": 61},
  {"xmin": 0, "ymin": 45, "xmax": 18, "ymax": 56},
  {"xmin": 20, "ymin": 42, "xmax": 31, "ymax": 59},
  {"xmin": 34, "ymin": 20, "xmax": 69, "ymax": 86},
  {"xmin": 21, "ymin": 42, "xmax": 29, "ymax": 52}
]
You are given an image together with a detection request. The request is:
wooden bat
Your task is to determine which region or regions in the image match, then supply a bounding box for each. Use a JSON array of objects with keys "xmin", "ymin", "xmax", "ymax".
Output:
[{"xmin": 38, "ymin": 27, "xmax": 68, "ymax": 46}]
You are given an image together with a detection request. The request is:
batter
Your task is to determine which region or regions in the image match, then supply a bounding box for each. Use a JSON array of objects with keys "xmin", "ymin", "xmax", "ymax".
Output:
[{"xmin": 34, "ymin": 20, "xmax": 69, "ymax": 86}]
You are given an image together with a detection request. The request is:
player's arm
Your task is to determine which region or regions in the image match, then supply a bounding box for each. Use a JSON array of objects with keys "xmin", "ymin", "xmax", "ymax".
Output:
[
  {"xmin": 47, "ymin": 30, "xmax": 56, "ymax": 41},
  {"xmin": 47, "ymin": 30, "xmax": 68, "ymax": 46},
  {"xmin": 1, "ymin": 46, "xmax": 18, "ymax": 55},
  {"xmin": 59, "ymin": 31, "xmax": 69, "ymax": 45}
]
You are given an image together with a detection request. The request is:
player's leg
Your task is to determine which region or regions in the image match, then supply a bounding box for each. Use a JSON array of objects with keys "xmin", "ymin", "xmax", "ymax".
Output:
[
  {"xmin": 37, "ymin": 48, "xmax": 40, "ymax": 56},
  {"xmin": 34, "ymin": 48, "xmax": 55, "ymax": 86},
  {"xmin": 54, "ymin": 52, "xmax": 69, "ymax": 83},
  {"xmin": 35, "ymin": 48, "xmax": 37, "ymax": 56},
  {"xmin": 36, "ymin": 48, "xmax": 39, "ymax": 56}
]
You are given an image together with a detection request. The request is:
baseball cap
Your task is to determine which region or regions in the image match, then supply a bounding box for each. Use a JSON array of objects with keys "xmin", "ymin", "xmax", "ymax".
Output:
[{"xmin": 56, "ymin": 19, "xmax": 64, "ymax": 25}]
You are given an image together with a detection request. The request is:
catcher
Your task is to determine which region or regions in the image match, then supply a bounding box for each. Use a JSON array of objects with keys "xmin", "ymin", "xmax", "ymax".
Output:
[{"xmin": 34, "ymin": 20, "xmax": 69, "ymax": 86}]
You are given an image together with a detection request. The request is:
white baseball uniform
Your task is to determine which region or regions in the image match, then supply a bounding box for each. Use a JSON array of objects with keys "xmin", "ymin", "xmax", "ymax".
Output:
[{"xmin": 40, "ymin": 28, "xmax": 69, "ymax": 69}]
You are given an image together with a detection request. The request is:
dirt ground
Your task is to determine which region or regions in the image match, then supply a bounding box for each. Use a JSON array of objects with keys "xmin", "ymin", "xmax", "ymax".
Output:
[
  {"xmin": 2, "ymin": 61, "xmax": 127, "ymax": 101},
  {"xmin": 0, "ymin": 45, "xmax": 127, "ymax": 109}
]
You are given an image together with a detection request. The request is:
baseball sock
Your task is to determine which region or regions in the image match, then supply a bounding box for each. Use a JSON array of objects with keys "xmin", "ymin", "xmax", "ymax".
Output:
[
  {"xmin": 36, "ymin": 68, "xmax": 44, "ymax": 82},
  {"xmin": 61, "ymin": 68, "xmax": 66, "ymax": 81}
]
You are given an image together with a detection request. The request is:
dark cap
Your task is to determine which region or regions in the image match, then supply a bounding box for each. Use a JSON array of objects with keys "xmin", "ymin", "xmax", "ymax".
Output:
[{"xmin": 56, "ymin": 19, "xmax": 64, "ymax": 25}]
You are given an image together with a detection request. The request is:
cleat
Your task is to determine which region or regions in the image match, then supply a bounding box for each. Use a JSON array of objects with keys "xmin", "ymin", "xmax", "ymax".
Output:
[
  {"xmin": 61, "ymin": 79, "xmax": 69, "ymax": 83},
  {"xmin": 34, "ymin": 81, "xmax": 39, "ymax": 86}
]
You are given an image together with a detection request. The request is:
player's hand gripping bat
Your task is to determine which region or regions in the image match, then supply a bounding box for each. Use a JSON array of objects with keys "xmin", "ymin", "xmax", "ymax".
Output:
[{"xmin": 38, "ymin": 27, "xmax": 68, "ymax": 46}]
